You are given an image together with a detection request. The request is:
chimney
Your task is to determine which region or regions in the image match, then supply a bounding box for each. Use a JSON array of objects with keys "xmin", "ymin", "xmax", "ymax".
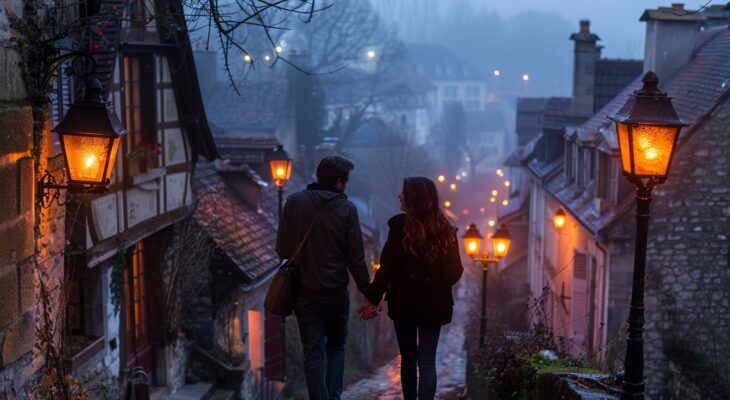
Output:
[
  {"xmin": 570, "ymin": 20, "xmax": 601, "ymax": 114},
  {"xmin": 640, "ymin": 4, "xmax": 704, "ymax": 86}
]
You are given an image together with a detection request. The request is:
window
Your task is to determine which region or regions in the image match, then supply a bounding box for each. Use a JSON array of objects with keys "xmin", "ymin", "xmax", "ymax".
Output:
[
  {"xmin": 597, "ymin": 152, "xmax": 611, "ymax": 199},
  {"xmin": 466, "ymin": 85, "xmax": 480, "ymax": 97},
  {"xmin": 464, "ymin": 100, "xmax": 480, "ymax": 111},
  {"xmin": 125, "ymin": 242, "xmax": 151, "ymax": 368},
  {"xmin": 443, "ymin": 86, "xmax": 458, "ymax": 98},
  {"xmin": 122, "ymin": 54, "xmax": 157, "ymax": 176},
  {"xmin": 65, "ymin": 262, "xmax": 104, "ymax": 358},
  {"xmin": 575, "ymin": 145, "xmax": 586, "ymax": 189},
  {"xmin": 565, "ymin": 139, "xmax": 574, "ymax": 181}
]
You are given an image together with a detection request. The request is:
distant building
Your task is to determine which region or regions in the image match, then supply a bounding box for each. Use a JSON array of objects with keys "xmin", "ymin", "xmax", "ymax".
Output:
[{"xmin": 402, "ymin": 43, "xmax": 488, "ymax": 115}]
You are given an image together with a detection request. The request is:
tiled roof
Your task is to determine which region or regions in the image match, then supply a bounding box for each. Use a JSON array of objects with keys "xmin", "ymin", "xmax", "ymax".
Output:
[
  {"xmin": 213, "ymin": 135, "xmax": 281, "ymax": 165},
  {"xmin": 594, "ymin": 59, "xmax": 643, "ymax": 112},
  {"xmin": 193, "ymin": 161, "xmax": 279, "ymax": 282},
  {"xmin": 206, "ymin": 80, "xmax": 289, "ymax": 133},
  {"xmin": 640, "ymin": 7, "xmax": 707, "ymax": 22}
]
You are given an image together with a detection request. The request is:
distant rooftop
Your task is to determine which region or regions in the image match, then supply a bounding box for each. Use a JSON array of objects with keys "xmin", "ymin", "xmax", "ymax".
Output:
[
  {"xmin": 403, "ymin": 43, "xmax": 484, "ymax": 81},
  {"xmin": 205, "ymin": 80, "xmax": 289, "ymax": 134}
]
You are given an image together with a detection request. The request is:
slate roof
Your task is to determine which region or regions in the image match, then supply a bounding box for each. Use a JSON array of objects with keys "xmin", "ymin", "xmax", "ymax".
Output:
[
  {"xmin": 545, "ymin": 26, "xmax": 730, "ymax": 238},
  {"xmin": 213, "ymin": 135, "xmax": 281, "ymax": 165},
  {"xmin": 594, "ymin": 59, "xmax": 643, "ymax": 112},
  {"xmin": 640, "ymin": 6, "xmax": 707, "ymax": 21},
  {"xmin": 193, "ymin": 161, "xmax": 279, "ymax": 282},
  {"xmin": 206, "ymin": 80, "xmax": 289, "ymax": 134}
]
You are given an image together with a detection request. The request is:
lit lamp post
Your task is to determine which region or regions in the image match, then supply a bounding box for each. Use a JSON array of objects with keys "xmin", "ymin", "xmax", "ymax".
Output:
[
  {"xmin": 462, "ymin": 223, "xmax": 512, "ymax": 348},
  {"xmin": 38, "ymin": 78, "xmax": 126, "ymax": 205},
  {"xmin": 608, "ymin": 71, "xmax": 686, "ymax": 400},
  {"xmin": 268, "ymin": 144, "xmax": 293, "ymax": 217}
]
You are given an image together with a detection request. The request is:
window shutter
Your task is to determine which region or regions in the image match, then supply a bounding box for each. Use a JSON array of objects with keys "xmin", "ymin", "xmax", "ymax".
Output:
[
  {"xmin": 264, "ymin": 311, "xmax": 286, "ymax": 380},
  {"xmin": 571, "ymin": 252, "xmax": 588, "ymax": 347}
]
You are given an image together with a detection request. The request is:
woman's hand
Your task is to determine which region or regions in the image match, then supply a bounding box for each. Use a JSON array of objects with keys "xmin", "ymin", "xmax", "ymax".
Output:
[{"xmin": 358, "ymin": 299, "xmax": 381, "ymax": 320}]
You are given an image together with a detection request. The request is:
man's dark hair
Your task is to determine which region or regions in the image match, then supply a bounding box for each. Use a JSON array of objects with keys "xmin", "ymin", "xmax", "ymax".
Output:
[{"xmin": 316, "ymin": 155, "xmax": 355, "ymax": 186}]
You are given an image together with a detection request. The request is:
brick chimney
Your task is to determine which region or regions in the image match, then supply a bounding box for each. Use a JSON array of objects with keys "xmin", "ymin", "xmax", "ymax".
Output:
[
  {"xmin": 569, "ymin": 20, "xmax": 601, "ymax": 114},
  {"xmin": 640, "ymin": 4, "xmax": 705, "ymax": 86}
]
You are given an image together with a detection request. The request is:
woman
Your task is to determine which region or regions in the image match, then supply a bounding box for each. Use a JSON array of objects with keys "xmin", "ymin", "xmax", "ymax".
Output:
[{"xmin": 363, "ymin": 176, "xmax": 464, "ymax": 400}]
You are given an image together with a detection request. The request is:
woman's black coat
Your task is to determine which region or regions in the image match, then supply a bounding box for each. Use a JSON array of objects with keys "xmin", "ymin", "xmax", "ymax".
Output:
[{"xmin": 365, "ymin": 214, "xmax": 464, "ymax": 326}]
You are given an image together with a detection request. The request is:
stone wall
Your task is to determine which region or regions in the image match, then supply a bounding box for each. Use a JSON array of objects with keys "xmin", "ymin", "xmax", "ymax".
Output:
[
  {"xmin": 0, "ymin": 0, "xmax": 68, "ymax": 396},
  {"xmin": 643, "ymin": 97, "xmax": 730, "ymax": 399}
]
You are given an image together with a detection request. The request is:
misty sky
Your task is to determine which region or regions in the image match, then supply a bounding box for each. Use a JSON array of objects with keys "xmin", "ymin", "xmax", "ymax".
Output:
[{"xmin": 469, "ymin": 0, "xmax": 678, "ymax": 59}]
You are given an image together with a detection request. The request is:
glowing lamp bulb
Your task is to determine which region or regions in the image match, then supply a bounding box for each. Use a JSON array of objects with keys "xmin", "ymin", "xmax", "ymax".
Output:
[
  {"xmin": 367, "ymin": 50, "xmax": 376, "ymax": 59},
  {"xmin": 450, "ymin": 183, "xmax": 457, "ymax": 191},
  {"xmin": 493, "ymin": 69, "xmax": 500, "ymax": 77},
  {"xmin": 502, "ymin": 200, "xmax": 509, "ymax": 206},
  {"xmin": 264, "ymin": 55, "xmax": 271, "ymax": 61},
  {"xmin": 553, "ymin": 209, "xmax": 567, "ymax": 230},
  {"xmin": 522, "ymin": 74, "xmax": 530, "ymax": 81},
  {"xmin": 504, "ymin": 180, "xmax": 511, "ymax": 187},
  {"xmin": 496, "ymin": 169, "xmax": 504, "ymax": 177},
  {"xmin": 244, "ymin": 54, "xmax": 252, "ymax": 63},
  {"xmin": 488, "ymin": 219, "xmax": 495, "ymax": 227},
  {"xmin": 275, "ymin": 46, "xmax": 283, "ymax": 53},
  {"xmin": 437, "ymin": 175, "xmax": 445, "ymax": 182},
  {"xmin": 468, "ymin": 241, "xmax": 478, "ymax": 253},
  {"xmin": 276, "ymin": 167, "xmax": 286, "ymax": 178},
  {"xmin": 85, "ymin": 154, "xmax": 97, "ymax": 169},
  {"xmin": 490, "ymin": 197, "xmax": 496, "ymax": 203},
  {"xmin": 444, "ymin": 201, "xmax": 451, "ymax": 208},
  {"xmin": 491, "ymin": 190, "xmax": 498, "ymax": 196},
  {"xmin": 496, "ymin": 242, "xmax": 506, "ymax": 253}
]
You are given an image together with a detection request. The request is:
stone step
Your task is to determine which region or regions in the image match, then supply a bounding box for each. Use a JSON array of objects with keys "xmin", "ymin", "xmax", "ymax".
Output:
[
  {"xmin": 166, "ymin": 382, "xmax": 216, "ymax": 400},
  {"xmin": 209, "ymin": 389, "xmax": 235, "ymax": 400}
]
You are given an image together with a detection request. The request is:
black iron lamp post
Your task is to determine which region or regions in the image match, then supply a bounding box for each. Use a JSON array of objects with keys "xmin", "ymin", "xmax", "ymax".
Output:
[
  {"xmin": 268, "ymin": 144, "xmax": 293, "ymax": 217},
  {"xmin": 608, "ymin": 71, "xmax": 687, "ymax": 400},
  {"xmin": 462, "ymin": 223, "xmax": 512, "ymax": 348},
  {"xmin": 38, "ymin": 78, "xmax": 127, "ymax": 205}
]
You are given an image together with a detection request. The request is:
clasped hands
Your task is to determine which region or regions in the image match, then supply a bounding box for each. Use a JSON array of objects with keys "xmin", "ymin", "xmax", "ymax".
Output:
[{"xmin": 358, "ymin": 299, "xmax": 381, "ymax": 320}]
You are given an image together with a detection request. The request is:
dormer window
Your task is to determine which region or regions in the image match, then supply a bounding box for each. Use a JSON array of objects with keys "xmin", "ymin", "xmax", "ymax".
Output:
[{"xmin": 565, "ymin": 138, "xmax": 574, "ymax": 181}]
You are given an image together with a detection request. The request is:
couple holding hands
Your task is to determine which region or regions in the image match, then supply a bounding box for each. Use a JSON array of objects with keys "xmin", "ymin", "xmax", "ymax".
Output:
[{"xmin": 276, "ymin": 156, "xmax": 463, "ymax": 400}]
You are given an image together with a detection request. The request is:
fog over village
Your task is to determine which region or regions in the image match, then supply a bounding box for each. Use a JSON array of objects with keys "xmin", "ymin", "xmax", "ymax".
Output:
[{"xmin": 0, "ymin": 0, "xmax": 728, "ymax": 399}]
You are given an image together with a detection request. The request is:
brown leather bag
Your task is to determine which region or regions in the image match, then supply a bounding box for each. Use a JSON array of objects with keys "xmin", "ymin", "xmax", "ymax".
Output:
[{"xmin": 265, "ymin": 200, "xmax": 327, "ymax": 316}]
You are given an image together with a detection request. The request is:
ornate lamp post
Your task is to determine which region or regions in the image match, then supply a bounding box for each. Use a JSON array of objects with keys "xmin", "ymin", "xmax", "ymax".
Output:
[
  {"xmin": 268, "ymin": 144, "xmax": 293, "ymax": 217},
  {"xmin": 608, "ymin": 71, "xmax": 686, "ymax": 400},
  {"xmin": 462, "ymin": 223, "xmax": 512, "ymax": 348},
  {"xmin": 38, "ymin": 78, "xmax": 127, "ymax": 205}
]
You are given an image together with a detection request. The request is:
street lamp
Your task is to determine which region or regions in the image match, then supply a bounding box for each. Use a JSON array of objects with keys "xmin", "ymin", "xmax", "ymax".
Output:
[
  {"xmin": 462, "ymin": 223, "xmax": 511, "ymax": 348},
  {"xmin": 268, "ymin": 144, "xmax": 293, "ymax": 217},
  {"xmin": 38, "ymin": 78, "xmax": 127, "ymax": 205},
  {"xmin": 608, "ymin": 71, "xmax": 686, "ymax": 400},
  {"xmin": 553, "ymin": 209, "xmax": 567, "ymax": 230}
]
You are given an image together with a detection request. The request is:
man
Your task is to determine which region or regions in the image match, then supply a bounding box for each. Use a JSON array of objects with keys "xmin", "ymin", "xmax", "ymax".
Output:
[{"xmin": 276, "ymin": 155, "xmax": 372, "ymax": 400}]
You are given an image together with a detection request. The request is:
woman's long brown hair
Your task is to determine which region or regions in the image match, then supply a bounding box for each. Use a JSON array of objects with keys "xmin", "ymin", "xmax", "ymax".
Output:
[{"xmin": 401, "ymin": 177, "xmax": 455, "ymax": 262}]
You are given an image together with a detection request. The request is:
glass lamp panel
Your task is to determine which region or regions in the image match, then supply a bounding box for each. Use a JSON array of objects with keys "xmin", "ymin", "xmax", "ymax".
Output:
[
  {"xmin": 464, "ymin": 237, "xmax": 482, "ymax": 258},
  {"xmin": 493, "ymin": 237, "xmax": 511, "ymax": 258},
  {"xmin": 616, "ymin": 122, "xmax": 632, "ymax": 174},
  {"xmin": 103, "ymin": 137, "xmax": 121, "ymax": 181},
  {"xmin": 62, "ymin": 134, "xmax": 112, "ymax": 183},
  {"xmin": 269, "ymin": 159, "xmax": 292, "ymax": 182},
  {"xmin": 631, "ymin": 124, "xmax": 678, "ymax": 177}
]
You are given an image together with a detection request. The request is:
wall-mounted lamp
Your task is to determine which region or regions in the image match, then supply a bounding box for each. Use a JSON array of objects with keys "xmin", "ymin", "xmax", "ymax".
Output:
[
  {"xmin": 38, "ymin": 78, "xmax": 127, "ymax": 205},
  {"xmin": 553, "ymin": 208, "xmax": 567, "ymax": 230}
]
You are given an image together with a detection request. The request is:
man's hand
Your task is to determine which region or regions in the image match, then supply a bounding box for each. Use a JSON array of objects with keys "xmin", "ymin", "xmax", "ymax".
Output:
[{"xmin": 358, "ymin": 299, "xmax": 381, "ymax": 320}]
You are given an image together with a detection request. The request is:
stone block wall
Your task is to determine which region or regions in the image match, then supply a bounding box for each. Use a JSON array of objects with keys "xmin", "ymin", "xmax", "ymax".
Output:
[
  {"xmin": 0, "ymin": 1, "xmax": 68, "ymax": 396},
  {"xmin": 643, "ymin": 97, "xmax": 730, "ymax": 399}
]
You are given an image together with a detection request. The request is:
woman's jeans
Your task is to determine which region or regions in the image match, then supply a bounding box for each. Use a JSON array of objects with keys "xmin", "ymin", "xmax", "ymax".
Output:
[
  {"xmin": 394, "ymin": 321, "xmax": 442, "ymax": 400},
  {"xmin": 294, "ymin": 294, "xmax": 349, "ymax": 400}
]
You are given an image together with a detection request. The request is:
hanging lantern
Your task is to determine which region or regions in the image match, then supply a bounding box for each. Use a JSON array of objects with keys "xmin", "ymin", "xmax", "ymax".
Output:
[
  {"xmin": 41, "ymin": 78, "xmax": 126, "ymax": 197},
  {"xmin": 553, "ymin": 209, "xmax": 567, "ymax": 230},
  {"xmin": 609, "ymin": 71, "xmax": 687, "ymax": 180}
]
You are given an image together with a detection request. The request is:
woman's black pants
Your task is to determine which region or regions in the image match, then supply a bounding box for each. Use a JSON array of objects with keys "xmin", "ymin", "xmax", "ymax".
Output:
[{"xmin": 394, "ymin": 320, "xmax": 442, "ymax": 400}]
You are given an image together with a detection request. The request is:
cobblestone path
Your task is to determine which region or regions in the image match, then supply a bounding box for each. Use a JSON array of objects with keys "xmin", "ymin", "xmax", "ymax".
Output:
[{"xmin": 342, "ymin": 267, "xmax": 476, "ymax": 400}]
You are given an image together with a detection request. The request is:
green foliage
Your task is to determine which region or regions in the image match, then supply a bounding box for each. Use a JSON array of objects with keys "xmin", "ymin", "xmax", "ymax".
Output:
[{"xmin": 109, "ymin": 241, "xmax": 128, "ymax": 316}]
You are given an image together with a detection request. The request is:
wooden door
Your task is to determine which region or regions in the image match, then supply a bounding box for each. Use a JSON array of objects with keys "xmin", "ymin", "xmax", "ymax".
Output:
[{"xmin": 125, "ymin": 242, "xmax": 154, "ymax": 377}]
